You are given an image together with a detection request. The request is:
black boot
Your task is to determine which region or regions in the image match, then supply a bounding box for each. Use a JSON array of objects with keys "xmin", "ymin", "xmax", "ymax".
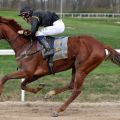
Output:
[{"xmin": 39, "ymin": 38, "xmax": 54, "ymax": 58}]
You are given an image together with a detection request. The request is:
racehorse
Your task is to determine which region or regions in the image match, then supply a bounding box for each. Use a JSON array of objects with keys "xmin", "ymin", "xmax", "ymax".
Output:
[{"xmin": 0, "ymin": 16, "xmax": 120, "ymax": 117}]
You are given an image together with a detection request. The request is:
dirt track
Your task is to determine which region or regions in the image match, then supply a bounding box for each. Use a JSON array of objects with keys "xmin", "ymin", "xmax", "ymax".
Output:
[{"xmin": 0, "ymin": 101, "xmax": 120, "ymax": 120}]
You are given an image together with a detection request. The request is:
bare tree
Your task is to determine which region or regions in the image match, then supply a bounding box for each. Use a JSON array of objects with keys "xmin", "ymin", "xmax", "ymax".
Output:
[
  {"xmin": 0, "ymin": 0, "xmax": 120, "ymax": 13},
  {"xmin": 2, "ymin": 0, "xmax": 8, "ymax": 8},
  {"xmin": 116, "ymin": 0, "xmax": 120, "ymax": 12}
]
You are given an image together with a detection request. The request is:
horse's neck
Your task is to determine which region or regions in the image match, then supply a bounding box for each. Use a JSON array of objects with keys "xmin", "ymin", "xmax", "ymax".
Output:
[
  {"xmin": 4, "ymin": 27, "xmax": 29, "ymax": 55},
  {"xmin": 9, "ymin": 36, "xmax": 29, "ymax": 55},
  {"xmin": 14, "ymin": 36, "xmax": 30, "ymax": 55}
]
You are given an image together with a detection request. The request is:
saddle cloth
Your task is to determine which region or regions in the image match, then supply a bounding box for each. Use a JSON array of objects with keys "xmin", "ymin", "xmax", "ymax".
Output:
[
  {"xmin": 52, "ymin": 37, "xmax": 68, "ymax": 61},
  {"xmin": 38, "ymin": 37, "xmax": 69, "ymax": 61}
]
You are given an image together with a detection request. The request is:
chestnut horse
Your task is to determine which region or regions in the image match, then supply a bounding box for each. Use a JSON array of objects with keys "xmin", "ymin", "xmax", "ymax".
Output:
[{"xmin": 0, "ymin": 16, "xmax": 120, "ymax": 117}]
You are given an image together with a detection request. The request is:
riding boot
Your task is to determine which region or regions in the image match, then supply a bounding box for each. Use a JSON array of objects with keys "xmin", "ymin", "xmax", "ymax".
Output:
[{"xmin": 38, "ymin": 36, "xmax": 54, "ymax": 57}]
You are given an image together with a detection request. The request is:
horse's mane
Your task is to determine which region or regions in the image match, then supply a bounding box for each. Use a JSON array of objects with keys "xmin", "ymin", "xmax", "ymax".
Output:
[{"xmin": 0, "ymin": 16, "xmax": 22, "ymax": 31}]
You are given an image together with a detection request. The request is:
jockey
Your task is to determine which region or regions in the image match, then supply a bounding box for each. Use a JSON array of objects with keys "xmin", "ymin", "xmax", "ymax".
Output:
[{"xmin": 18, "ymin": 6, "xmax": 65, "ymax": 58}]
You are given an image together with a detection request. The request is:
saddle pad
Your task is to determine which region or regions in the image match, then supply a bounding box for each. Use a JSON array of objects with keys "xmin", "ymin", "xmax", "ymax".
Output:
[
  {"xmin": 53, "ymin": 37, "xmax": 68, "ymax": 61},
  {"xmin": 37, "ymin": 37, "xmax": 69, "ymax": 61}
]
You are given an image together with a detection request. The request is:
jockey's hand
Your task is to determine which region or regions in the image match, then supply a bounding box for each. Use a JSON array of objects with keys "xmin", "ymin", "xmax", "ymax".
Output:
[{"xmin": 17, "ymin": 30, "xmax": 24, "ymax": 35}]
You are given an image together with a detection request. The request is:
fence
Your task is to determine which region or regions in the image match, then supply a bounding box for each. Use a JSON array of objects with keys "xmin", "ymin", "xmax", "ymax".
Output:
[
  {"xmin": 58, "ymin": 13, "xmax": 120, "ymax": 18},
  {"xmin": 0, "ymin": 49, "xmax": 120, "ymax": 101}
]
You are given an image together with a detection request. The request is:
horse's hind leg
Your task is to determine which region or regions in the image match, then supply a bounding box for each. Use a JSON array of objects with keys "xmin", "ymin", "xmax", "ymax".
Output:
[
  {"xmin": 0, "ymin": 70, "xmax": 26, "ymax": 95},
  {"xmin": 53, "ymin": 54, "xmax": 104, "ymax": 117},
  {"xmin": 44, "ymin": 67, "xmax": 75, "ymax": 99},
  {"xmin": 52, "ymin": 69, "xmax": 86, "ymax": 117}
]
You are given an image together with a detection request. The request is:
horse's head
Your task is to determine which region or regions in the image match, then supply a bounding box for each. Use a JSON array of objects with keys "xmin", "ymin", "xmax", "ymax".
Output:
[
  {"xmin": 0, "ymin": 17, "xmax": 5, "ymax": 40},
  {"xmin": 0, "ymin": 16, "xmax": 23, "ymax": 40},
  {"xmin": 0, "ymin": 25, "xmax": 5, "ymax": 40},
  {"xmin": 0, "ymin": 17, "xmax": 30, "ymax": 52},
  {"xmin": 0, "ymin": 17, "xmax": 14, "ymax": 40},
  {"xmin": 0, "ymin": 28, "xmax": 3, "ymax": 40}
]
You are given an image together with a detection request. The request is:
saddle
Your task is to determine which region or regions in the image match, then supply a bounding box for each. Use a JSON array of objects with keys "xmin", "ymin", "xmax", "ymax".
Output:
[{"xmin": 37, "ymin": 36, "xmax": 68, "ymax": 74}]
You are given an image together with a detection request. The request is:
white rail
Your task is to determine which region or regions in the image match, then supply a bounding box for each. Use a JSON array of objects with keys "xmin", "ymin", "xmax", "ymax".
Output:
[
  {"xmin": 0, "ymin": 49, "xmax": 14, "ymax": 55},
  {"xmin": 57, "ymin": 13, "xmax": 120, "ymax": 18}
]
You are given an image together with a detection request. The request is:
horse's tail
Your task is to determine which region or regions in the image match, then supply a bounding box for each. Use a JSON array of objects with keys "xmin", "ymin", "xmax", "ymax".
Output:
[{"xmin": 105, "ymin": 46, "xmax": 120, "ymax": 66}]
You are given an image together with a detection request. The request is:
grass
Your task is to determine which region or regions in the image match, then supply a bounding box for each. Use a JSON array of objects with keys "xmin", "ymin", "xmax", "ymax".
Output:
[{"xmin": 0, "ymin": 11, "xmax": 120, "ymax": 102}]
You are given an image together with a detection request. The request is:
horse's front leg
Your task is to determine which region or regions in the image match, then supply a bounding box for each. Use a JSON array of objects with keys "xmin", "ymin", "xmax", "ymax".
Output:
[
  {"xmin": 0, "ymin": 70, "xmax": 26, "ymax": 95},
  {"xmin": 21, "ymin": 76, "xmax": 45, "ymax": 94}
]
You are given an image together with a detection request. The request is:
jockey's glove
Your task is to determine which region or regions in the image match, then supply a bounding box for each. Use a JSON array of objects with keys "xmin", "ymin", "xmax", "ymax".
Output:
[{"xmin": 17, "ymin": 30, "xmax": 24, "ymax": 34}]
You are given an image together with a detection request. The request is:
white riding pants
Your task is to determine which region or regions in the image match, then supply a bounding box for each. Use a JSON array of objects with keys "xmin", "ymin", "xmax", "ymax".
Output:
[{"xmin": 35, "ymin": 19, "xmax": 65, "ymax": 37}]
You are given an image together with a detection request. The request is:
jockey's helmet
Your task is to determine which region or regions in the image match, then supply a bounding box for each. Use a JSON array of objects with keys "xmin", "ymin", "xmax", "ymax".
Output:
[{"xmin": 19, "ymin": 6, "xmax": 33, "ymax": 18}]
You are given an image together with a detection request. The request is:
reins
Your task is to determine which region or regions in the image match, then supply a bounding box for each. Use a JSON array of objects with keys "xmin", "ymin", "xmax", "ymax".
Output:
[{"xmin": 16, "ymin": 36, "xmax": 44, "ymax": 60}]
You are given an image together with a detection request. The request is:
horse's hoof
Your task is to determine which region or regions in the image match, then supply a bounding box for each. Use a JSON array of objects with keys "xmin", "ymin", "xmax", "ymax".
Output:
[
  {"xmin": 44, "ymin": 93, "xmax": 51, "ymax": 100},
  {"xmin": 51, "ymin": 111, "xmax": 59, "ymax": 117},
  {"xmin": 44, "ymin": 90, "xmax": 55, "ymax": 99}
]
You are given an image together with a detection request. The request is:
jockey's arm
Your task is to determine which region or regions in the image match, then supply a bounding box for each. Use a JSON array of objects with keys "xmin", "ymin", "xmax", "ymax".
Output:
[
  {"xmin": 18, "ymin": 17, "xmax": 39, "ymax": 37},
  {"xmin": 31, "ymin": 16, "xmax": 39, "ymax": 37}
]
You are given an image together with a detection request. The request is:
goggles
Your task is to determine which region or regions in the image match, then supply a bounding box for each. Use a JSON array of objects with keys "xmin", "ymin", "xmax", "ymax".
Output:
[{"xmin": 19, "ymin": 12, "xmax": 30, "ymax": 18}]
